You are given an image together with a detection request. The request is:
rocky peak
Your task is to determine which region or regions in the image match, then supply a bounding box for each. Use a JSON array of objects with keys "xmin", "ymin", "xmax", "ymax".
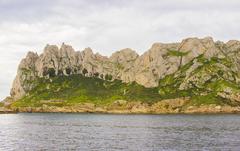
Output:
[
  {"xmin": 82, "ymin": 47, "xmax": 93, "ymax": 57},
  {"xmin": 59, "ymin": 43, "xmax": 75, "ymax": 56},
  {"xmin": 19, "ymin": 51, "xmax": 39, "ymax": 69},
  {"xmin": 227, "ymin": 40, "xmax": 240, "ymax": 46},
  {"xmin": 10, "ymin": 51, "xmax": 39, "ymax": 100},
  {"xmin": 226, "ymin": 40, "xmax": 240, "ymax": 52},
  {"xmin": 43, "ymin": 44, "xmax": 59, "ymax": 55},
  {"xmin": 95, "ymin": 53, "xmax": 108, "ymax": 61},
  {"xmin": 178, "ymin": 37, "xmax": 220, "ymax": 64},
  {"xmin": 110, "ymin": 48, "xmax": 138, "ymax": 63},
  {"xmin": 132, "ymin": 42, "xmax": 180, "ymax": 87},
  {"xmin": 26, "ymin": 51, "xmax": 38, "ymax": 59}
]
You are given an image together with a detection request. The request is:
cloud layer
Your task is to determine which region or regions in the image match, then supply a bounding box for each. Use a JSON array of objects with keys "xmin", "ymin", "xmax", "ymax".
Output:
[{"xmin": 1, "ymin": 0, "xmax": 240, "ymax": 100}]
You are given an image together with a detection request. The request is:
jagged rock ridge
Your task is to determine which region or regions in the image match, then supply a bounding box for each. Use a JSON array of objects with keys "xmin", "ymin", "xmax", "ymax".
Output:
[{"xmin": 10, "ymin": 37, "xmax": 240, "ymax": 101}]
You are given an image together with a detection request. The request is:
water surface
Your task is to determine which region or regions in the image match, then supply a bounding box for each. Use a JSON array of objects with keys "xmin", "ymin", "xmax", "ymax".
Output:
[{"xmin": 0, "ymin": 113, "xmax": 240, "ymax": 151}]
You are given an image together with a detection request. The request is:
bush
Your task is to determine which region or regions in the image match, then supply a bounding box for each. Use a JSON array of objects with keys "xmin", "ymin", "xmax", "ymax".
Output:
[
  {"xmin": 82, "ymin": 68, "xmax": 88, "ymax": 75},
  {"xmin": 48, "ymin": 68, "xmax": 56, "ymax": 77},
  {"xmin": 66, "ymin": 68, "xmax": 71, "ymax": 75},
  {"xmin": 94, "ymin": 72, "xmax": 99, "ymax": 77},
  {"xmin": 105, "ymin": 74, "xmax": 113, "ymax": 81},
  {"xmin": 43, "ymin": 68, "xmax": 55, "ymax": 77},
  {"xmin": 58, "ymin": 70, "xmax": 63, "ymax": 76},
  {"xmin": 167, "ymin": 49, "xmax": 189, "ymax": 57}
]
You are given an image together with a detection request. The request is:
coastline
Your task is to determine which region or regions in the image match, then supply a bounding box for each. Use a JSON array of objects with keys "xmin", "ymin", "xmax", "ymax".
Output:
[
  {"xmin": 4, "ymin": 98, "xmax": 240, "ymax": 114},
  {"xmin": 0, "ymin": 109, "xmax": 17, "ymax": 114},
  {"xmin": 8, "ymin": 105, "xmax": 240, "ymax": 114},
  {"xmin": 2, "ymin": 97, "xmax": 240, "ymax": 114},
  {"xmin": 1, "ymin": 110, "xmax": 240, "ymax": 114},
  {"xmin": 2, "ymin": 107, "xmax": 240, "ymax": 114}
]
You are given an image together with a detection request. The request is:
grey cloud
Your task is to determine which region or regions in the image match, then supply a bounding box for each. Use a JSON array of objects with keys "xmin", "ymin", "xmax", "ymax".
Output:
[{"xmin": 1, "ymin": 0, "xmax": 240, "ymax": 100}]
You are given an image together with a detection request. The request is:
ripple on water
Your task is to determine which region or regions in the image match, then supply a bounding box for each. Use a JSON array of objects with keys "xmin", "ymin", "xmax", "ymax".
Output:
[{"xmin": 0, "ymin": 113, "xmax": 240, "ymax": 150}]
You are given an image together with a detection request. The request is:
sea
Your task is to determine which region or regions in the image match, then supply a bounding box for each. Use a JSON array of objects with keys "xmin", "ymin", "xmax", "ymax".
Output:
[{"xmin": 0, "ymin": 113, "xmax": 240, "ymax": 151}]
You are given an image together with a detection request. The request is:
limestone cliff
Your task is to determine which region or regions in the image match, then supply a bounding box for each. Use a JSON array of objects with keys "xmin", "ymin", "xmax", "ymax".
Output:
[{"xmin": 10, "ymin": 37, "xmax": 240, "ymax": 104}]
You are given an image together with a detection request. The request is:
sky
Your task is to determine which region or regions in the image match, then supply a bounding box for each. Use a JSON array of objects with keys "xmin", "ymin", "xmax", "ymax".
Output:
[{"xmin": 0, "ymin": 0, "xmax": 240, "ymax": 100}]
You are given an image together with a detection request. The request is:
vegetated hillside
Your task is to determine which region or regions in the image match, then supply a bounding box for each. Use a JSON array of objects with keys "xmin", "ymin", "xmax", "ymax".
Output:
[
  {"xmin": 11, "ymin": 75, "xmax": 160, "ymax": 108},
  {"xmin": 6, "ymin": 37, "xmax": 240, "ymax": 111},
  {"xmin": 158, "ymin": 55, "xmax": 240, "ymax": 106},
  {"xmin": 11, "ymin": 54, "xmax": 240, "ymax": 108}
]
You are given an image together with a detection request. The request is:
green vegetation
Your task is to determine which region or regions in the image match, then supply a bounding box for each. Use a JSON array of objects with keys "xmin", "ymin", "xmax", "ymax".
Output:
[
  {"xmin": 157, "ymin": 54, "xmax": 240, "ymax": 106},
  {"xmin": 82, "ymin": 68, "xmax": 88, "ymax": 75},
  {"xmin": 191, "ymin": 94, "xmax": 223, "ymax": 106},
  {"xmin": 167, "ymin": 50, "xmax": 189, "ymax": 57},
  {"xmin": 115, "ymin": 63, "xmax": 124, "ymax": 70},
  {"xmin": 167, "ymin": 49, "xmax": 190, "ymax": 69},
  {"xmin": 12, "ymin": 54, "xmax": 240, "ymax": 108},
  {"xmin": 0, "ymin": 102, "xmax": 4, "ymax": 107},
  {"xmin": 12, "ymin": 75, "xmax": 161, "ymax": 108},
  {"xmin": 105, "ymin": 74, "xmax": 113, "ymax": 81}
]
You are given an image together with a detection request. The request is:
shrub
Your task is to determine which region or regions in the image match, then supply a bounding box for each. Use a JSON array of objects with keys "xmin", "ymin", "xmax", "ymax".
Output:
[
  {"xmin": 105, "ymin": 74, "xmax": 113, "ymax": 81},
  {"xmin": 58, "ymin": 70, "xmax": 63, "ymax": 76},
  {"xmin": 82, "ymin": 68, "xmax": 88, "ymax": 75},
  {"xmin": 43, "ymin": 68, "xmax": 55, "ymax": 77},
  {"xmin": 167, "ymin": 50, "xmax": 189, "ymax": 57},
  {"xmin": 94, "ymin": 72, "xmax": 99, "ymax": 77},
  {"xmin": 48, "ymin": 68, "xmax": 56, "ymax": 77},
  {"xmin": 66, "ymin": 68, "xmax": 71, "ymax": 75}
]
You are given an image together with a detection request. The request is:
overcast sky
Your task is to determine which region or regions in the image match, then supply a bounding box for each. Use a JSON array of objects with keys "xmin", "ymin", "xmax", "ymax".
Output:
[{"xmin": 0, "ymin": 0, "xmax": 240, "ymax": 100}]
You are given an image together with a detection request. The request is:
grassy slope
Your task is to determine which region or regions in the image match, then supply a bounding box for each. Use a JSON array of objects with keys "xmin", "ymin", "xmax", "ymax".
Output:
[
  {"xmin": 158, "ymin": 55, "xmax": 240, "ymax": 106},
  {"xmin": 12, "ymin": 75, "xmax": 161, "ymax": 108},
  {"xmin": 0, "ymin": 102, "xmax": 3, "ymax": 107},
  {"xmin": 12, "ymin": 55, "xmax": 240, "ymax": 108}
]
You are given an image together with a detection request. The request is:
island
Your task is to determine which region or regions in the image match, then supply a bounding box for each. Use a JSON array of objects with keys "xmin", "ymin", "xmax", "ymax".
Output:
[{"xmin": 2, "ymin": 37, "xmax": 240, "ymax": 114}]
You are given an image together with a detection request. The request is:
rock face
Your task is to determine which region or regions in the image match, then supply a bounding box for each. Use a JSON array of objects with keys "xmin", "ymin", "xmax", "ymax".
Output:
[{"xmin": 10, "ymin": 37, "xmax": 240, "ymax": 100}]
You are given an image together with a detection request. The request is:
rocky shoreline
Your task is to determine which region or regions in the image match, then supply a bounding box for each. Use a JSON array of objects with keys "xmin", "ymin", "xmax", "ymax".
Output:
[
  {"xmin": 6, "ymin": 98, "xmax": 240, "ymax": 114},
  {"xmin": 3, "ymin": 107, "xmax": 240, "ymax": 114},
  {"xmin": 0, "ymin": 107, "xmax": 17, "ymax": 114}
]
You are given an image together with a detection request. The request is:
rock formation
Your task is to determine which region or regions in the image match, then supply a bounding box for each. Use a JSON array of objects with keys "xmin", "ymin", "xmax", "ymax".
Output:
[{"xmin": 10, "ymin": 37, "xmax": 240, "ymax": 103}]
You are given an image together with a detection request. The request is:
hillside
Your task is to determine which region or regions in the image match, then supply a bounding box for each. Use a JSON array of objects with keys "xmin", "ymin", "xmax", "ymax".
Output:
[{"xmin": 4, "ymin": 37, "xmax": 240, "ymax": 113}]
